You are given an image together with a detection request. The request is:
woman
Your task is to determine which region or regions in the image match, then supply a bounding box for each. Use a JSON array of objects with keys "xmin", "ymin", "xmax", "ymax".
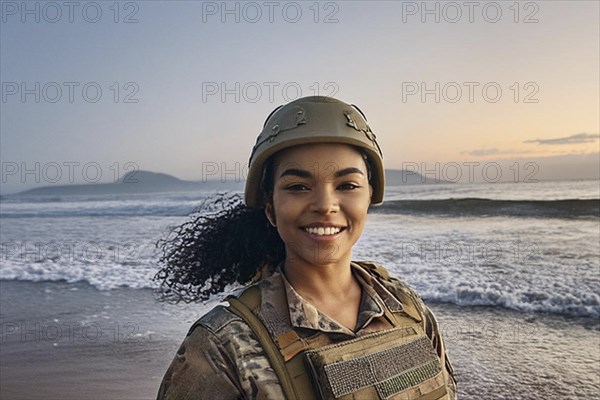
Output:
[{"xmin": 155, "ymin": 96, "xmax": 457, "ymax": 399}]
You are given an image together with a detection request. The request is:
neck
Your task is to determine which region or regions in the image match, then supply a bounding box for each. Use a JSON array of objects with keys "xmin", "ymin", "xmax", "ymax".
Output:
[{"xmin": 282, "ymin": 254, "xmax": 355, "ymax": 301}]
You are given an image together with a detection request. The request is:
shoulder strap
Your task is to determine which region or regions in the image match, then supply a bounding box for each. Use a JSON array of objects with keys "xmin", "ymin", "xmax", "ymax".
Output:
[
  {"xmin": 353, "ymin": 260, "xmax": 424, "ymax": 323},
  {"xmin": 227, "ymin": 286, "xmax": 316, "ymax": 400},
  {"xmin": 354, "ymin": 261, "xmax": 457, "ymax": 389}
]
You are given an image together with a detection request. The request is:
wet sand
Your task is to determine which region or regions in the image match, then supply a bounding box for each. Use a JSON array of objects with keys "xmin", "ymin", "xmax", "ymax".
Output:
[{"xmin": 0, "ymin": 280, "xmax": 199, "ymax": 400}]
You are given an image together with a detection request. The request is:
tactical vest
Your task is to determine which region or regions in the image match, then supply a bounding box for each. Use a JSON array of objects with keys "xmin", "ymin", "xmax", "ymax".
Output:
[{"xmin": 227, "ymin": 261, "xmax": 451, "ymax": 400}]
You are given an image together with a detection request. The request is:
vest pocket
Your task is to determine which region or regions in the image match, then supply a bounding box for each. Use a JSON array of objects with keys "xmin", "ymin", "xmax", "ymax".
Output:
[{"xmin": 304, "ymin": 327, "xmax": 446, "ymax": 400}]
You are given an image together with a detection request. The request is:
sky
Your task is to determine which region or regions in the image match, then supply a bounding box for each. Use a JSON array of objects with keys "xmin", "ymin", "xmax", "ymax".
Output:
[{"xmin": 1, "ymin": 0, "xmax": 599, "ymax": 194}]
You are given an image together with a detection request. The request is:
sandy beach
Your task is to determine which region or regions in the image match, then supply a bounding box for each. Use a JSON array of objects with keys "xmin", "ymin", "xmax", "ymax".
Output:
[
  {"xmin": 1, "ymin": 280, "xmax": 195, "ymax": 400},
  {"xmin": 1, "ymin": 279, "xmax": 598, "ymax": 400}
]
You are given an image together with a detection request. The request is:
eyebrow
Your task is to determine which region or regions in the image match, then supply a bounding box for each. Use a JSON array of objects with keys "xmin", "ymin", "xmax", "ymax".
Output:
[{"xmin": 279, "ymin": 167, "xmax": 365, "ymax": 179}]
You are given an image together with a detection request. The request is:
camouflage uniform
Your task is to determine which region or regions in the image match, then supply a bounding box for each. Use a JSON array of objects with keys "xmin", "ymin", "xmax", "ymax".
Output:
[{"xmin": 157, "ymin": 263, "xmax": 457, "ymax": 399}]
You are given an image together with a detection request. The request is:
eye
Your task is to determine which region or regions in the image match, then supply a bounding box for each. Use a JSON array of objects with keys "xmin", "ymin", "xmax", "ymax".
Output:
[
  {"xmin": 285, "ymin": 184, "xmax": 309, "ymax": 191},
  {"xmin": 338, "ymin": 183, "xmax": 360, "ymax": 190}
]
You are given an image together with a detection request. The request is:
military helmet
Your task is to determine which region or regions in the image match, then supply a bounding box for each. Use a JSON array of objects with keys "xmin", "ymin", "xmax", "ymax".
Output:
[{"xmin": 244, "ymin": 96, "xmax": 385, "ymax": 208}]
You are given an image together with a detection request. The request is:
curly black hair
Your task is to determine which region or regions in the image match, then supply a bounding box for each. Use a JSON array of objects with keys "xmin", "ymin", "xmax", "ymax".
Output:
[
  {"xmin": 153, "ymin": 192, "xmax": 285, "ymax": 303},
  {"xmin": 153, "ymin": 147, "xmax": 373, "ymax": 303}
]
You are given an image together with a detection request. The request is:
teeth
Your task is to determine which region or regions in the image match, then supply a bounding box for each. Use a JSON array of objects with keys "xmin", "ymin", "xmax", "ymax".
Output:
[{"xmin": 304, "ymin": 226, "xmax": 341, "ymax": 236}]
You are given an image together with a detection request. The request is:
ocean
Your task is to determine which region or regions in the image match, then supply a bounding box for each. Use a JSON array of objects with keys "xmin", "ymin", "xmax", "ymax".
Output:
[{"xmin": 1, "ymin": 179, "xmax": 599, "ymax": 399}]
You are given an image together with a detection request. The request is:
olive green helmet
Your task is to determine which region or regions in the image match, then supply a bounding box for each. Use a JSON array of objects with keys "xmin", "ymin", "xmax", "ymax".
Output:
[{"xmin": 244, "ymin": 96, "xmax": 384, "ymax": 208}]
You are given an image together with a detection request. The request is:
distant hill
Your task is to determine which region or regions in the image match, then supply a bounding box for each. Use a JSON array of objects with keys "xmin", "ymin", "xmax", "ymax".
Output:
[
  {"xmin": 15, "ymin": 169, "xmax": 443, "ymax": 196},
  {"xmin": 16, "ymin": 170, "xmax": 245, "ymax": 196},
  {"xmin": 117, "ymin": 170, "xmax": 182, "ymax": 185}
]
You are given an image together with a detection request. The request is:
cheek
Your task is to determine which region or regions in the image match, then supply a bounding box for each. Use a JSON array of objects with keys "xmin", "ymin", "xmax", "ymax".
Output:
[
  {"xmin": 271, "ymin": 193, "xmax": 297, "ymax": 228},
  {"xmin": 348, "ymin": 199, "xmax": 370, "ymax": 228}
]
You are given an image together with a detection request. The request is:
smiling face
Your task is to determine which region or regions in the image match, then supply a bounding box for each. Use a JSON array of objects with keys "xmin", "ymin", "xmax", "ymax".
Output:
[{"xmin": 264, "ymin": 143, "xmax": 373, "ymax": 268}]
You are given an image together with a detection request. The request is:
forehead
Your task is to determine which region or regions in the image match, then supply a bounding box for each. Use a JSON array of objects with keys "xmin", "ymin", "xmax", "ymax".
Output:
[{"xmin": 272, "ymin": 143, "xmax": 365, "ymax": 169}]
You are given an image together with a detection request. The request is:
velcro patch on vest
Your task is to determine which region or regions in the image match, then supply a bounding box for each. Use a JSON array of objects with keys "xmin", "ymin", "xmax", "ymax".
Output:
[
  {"xmin": 307, "ymin": 335, "xmax": 442, "ymax": 399},
  {"xmin": 375, "ymin": 360, "xmax": 442, "ymax": 399}
]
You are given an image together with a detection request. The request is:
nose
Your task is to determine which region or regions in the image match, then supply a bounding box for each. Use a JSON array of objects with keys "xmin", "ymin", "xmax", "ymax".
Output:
[{"xmin": 310, "ymin": 186, "xmax": 339, "ymax": 214}]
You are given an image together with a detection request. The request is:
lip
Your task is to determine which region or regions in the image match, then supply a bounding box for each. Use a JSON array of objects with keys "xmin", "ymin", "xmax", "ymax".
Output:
[
  {"xmin": 301, "ymin": 223, "xmax": 346, "ymax": 229},
  {"xmin": 300, "ymin": 226, "xmax": 346, "ymax": 242}
]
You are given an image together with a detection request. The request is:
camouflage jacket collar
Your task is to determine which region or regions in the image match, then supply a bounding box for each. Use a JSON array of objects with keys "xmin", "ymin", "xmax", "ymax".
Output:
[{"xmin": 258, "ymin": 261, "xmax": 405, "ymax": 337}]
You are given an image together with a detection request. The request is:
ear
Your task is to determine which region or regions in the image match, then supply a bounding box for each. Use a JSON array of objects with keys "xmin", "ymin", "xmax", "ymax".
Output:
[
  {"xmin": 264, "ymin": 202, "xmax": 277, "ymax": 227},
  {"xmin": 369, "ymin": 184, "xmax": 373, "ymax": 204}
]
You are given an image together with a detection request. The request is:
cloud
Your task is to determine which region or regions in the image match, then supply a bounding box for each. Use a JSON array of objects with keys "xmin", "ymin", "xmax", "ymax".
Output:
[
  {"xmin": 524, "ymin": 132, "xmax": 600, "ymax": 145},
  {"xmin": 463, "ymin": 148, "xmax": 533, "ymax": 156}
]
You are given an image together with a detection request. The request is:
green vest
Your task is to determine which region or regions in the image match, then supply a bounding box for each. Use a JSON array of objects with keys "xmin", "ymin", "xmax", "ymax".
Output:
[{"xmin": 227, "ymin": 261, "xmax": 452, "ymax": 400}]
